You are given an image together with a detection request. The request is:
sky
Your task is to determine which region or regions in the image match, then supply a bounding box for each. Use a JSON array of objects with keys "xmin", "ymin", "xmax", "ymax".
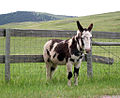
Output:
[{"xmin": 0, "ymin": 0, "xmax": 120, "ymax": 16}]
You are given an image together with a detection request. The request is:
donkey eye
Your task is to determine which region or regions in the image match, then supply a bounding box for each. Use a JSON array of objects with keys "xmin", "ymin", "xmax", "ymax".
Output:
[{"xmin": 90, "ymin": 37, "xmax": 92, "ymax": 40}]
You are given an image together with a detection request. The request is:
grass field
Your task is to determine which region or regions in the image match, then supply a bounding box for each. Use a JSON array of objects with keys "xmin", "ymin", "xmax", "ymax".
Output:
[
  {"xmin": 0, "ymin": 11, "xmax": 120, "ymax": 32},
  {"xmin": 0, "ymin": 36, "xmax": 120, "ymax": 97},
  {"xmin": 0, "ymin": 11, "xmax": 120, "ymax": 97},
  {"xmin": 0, "ymin": 62, "xmax": 120, "ymax": 98}
]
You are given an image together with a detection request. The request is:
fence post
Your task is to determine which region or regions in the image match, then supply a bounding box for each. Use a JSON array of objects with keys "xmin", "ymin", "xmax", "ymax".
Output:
[
  {"xmin": 87, "ymin": 40, "xmax": 93, "ymax": 77},
  {"xmin": 5, "ymin": 29, "xmax": 11, "ymax": 81}
]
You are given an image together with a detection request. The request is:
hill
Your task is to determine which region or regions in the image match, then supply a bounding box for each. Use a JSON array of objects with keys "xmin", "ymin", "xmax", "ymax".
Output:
[
  {"xmin": 0, "ymin": 11, "xmax": 120, "ymax": 32},
  {"xmin": 0, "ymin": 11, "xmax": 75, "ymax": 25}
]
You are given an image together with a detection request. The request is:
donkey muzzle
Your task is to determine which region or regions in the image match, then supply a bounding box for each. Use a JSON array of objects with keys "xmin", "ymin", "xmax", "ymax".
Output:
[{"xmin": 85, "ymin": 49, "xmax": 91, "ymax": 53}]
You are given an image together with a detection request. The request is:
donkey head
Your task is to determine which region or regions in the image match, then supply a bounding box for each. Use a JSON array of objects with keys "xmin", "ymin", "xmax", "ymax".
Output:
[{"xmin": 76, "ymin": 21, "xmax": 93, "ymax": 53}]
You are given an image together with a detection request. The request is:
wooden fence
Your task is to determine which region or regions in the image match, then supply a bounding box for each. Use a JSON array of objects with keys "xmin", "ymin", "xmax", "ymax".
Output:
[{"xmin": 0, "ymin": 29, "xmax": 120, "ymax": 81}]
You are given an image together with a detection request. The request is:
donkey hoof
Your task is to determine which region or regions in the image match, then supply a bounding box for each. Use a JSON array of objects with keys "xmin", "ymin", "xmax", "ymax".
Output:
[
  {"xmin": 68, "ymin": 80, "xmax": 71, "ymax": 86},
  {"xmin": 74, "ymin": 83, "xmax": 78, "ymax": 86},
  {"xmin": 74, "ymin": 81, "xmax": 78, "ymax": 86}
]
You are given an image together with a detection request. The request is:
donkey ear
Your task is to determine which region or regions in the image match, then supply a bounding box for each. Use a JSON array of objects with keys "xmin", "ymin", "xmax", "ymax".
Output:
[
  {"xmin": 76, "ymin": 21, "xmax": 83, "ymax": 32},
  {"xmin": 88, "ymin": 23, "xmax": 93, "ymax": 31}
]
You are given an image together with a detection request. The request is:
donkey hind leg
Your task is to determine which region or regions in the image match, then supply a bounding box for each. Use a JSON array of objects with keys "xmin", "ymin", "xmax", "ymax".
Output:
[
  {"xmin": 50, "ymin": 65, "xmax": 57, "ymax": 79},
  {"xmin": 66, "ymin": 62, "xmax": 73, "ymax": 86},
  {"xmin": 46, "ymin": 63, "xmax": 57, "ymax": 80},
  {"xmin": 46, "ymin": 63, "xmax": 51, "ymax": 80}
]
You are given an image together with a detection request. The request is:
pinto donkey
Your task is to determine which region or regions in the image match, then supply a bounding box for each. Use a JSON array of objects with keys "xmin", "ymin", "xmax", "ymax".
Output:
[{"xmin": 43, "ymin": 21, "xmax": 93, "ymax": 86}]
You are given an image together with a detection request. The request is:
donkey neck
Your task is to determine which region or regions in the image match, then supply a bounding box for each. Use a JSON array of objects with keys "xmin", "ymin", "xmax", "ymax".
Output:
[{"xmin": 69, "ymin": 36, "xmax": 84, "ymax": 57}]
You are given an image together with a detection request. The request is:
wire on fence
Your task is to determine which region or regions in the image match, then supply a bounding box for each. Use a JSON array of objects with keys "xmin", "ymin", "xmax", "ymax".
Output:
[{"xmin": 0, "ymin": 29, "xmax": 120, "ymax": 82}]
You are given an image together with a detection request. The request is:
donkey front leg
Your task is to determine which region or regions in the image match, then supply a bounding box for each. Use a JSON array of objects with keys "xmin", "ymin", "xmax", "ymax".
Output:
[
  {"xmin": 74, "ymin": 59, "xmax": 82, "ymax": 86},
  {"xmin": 66, "ymin": 62, "xmax": 73, "ymax": 86}
]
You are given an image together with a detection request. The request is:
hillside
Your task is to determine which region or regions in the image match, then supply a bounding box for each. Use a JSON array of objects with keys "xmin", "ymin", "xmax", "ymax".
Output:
[
  {"xmin": 0, "ymin": 11, "xmax": 75, "ymax": 25},
  {"xmin": 0, "ymin": 11, "xmax": 120, "ymax": 32}
]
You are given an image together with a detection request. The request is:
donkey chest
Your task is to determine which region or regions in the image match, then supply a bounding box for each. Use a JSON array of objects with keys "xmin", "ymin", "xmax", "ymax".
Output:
[{"xmin": 69, "ymin": 54, "xmax": 83, "ymax": 63}]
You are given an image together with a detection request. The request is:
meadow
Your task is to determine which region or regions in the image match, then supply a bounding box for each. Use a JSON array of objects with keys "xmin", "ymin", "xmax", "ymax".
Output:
[
  {"xmin": 0, "ymin": 62, "xmax": 120, "ymax": 98},
  {"xmin": 0, "ymin": 11, "xmax": 120, "ymax": 97},
  {"xmin": 0, "ymin": 11, "xmax": 120, "ymax": 32},
  {"xmin": 0, "ymin": 36, "xmax": 120, "ymax": 97}
]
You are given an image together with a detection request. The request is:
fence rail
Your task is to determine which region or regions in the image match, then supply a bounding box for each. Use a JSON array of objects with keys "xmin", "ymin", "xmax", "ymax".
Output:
[
  {"xmin": 0, "ymin": 29, "xmax": 120, "ymax": 81},
  {"xmin": 0, "ymin": 54, "xmax": 114, "ymax": 64},
  {"xmin": 92, "ymin": 42, "xmax": 120, "ymax": 46},
  {"xmin": 1, "ymin": 29, "xmax": 120, "ymax": 38}
]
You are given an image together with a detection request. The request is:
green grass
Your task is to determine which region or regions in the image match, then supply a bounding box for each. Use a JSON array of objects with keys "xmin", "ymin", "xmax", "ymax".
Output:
[
  {"xmin": 0, "ymin": 62, "xmax": 120, "ymax": 98},
  {"xmin": 0, "ymin": 38, "xmax": 120, "ymax": 97},
  {"xmin": 0, "ymin": 11, "xmax": 120, "ymax": 32},
  {"xmin": 0, "ymin": 36, "xmax": 120, "ymax": 97},
  {"xmin": 0, "ymin": 37, "xmax": 69, "ymax": 55}
]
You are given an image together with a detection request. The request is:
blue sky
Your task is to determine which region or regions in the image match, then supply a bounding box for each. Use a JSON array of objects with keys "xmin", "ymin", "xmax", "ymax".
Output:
[{"xmin": 0, "ymin": 0, "xmax": 120, "ymax": 16}]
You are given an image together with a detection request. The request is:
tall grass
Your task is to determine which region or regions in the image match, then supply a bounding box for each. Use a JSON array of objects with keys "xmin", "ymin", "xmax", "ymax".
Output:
[{"xmin": 0, "ymin": 62, "xmax": 120, "ymax": 98}]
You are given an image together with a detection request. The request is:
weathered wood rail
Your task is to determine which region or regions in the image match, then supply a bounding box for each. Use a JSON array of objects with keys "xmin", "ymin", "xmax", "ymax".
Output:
[
  {"xmin": 0, "ymin": 29, "xmax": 120, "ymax": 81},
  {"xmin": 0, "ymin": 54, "xmax": 114, "ymax": 64},
  {"xmin": 1, "ymin": 29, "xmax": 120, "ymax": 38}
]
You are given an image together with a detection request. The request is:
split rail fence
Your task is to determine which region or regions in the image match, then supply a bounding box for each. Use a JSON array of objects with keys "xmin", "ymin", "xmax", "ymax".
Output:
[{"xmin": 0, "ymin": 29, "xmax": 120, "ymax": 81}]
